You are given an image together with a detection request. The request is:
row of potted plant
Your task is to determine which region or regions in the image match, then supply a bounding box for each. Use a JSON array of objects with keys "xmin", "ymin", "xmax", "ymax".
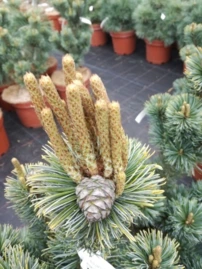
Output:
[
  {"xmin": 145, "ymin": 21, "xmax": 202, "ymax": 181},
  {"xmin": 88, "ymin": 0, "xmax": 202, "ymax": 65}
]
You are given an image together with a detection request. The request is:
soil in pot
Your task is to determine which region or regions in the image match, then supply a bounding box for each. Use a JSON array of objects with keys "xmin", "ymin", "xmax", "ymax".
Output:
[
  {"xmin": 0, "ymin": 84, "xmax": 14, "ymax": 111},
  {"xmin": 51, "ymin": 67, "xmax": 92, "ymax": 101},
  {"xmin": 0, "ymin": 112, "xmax": 10, "ymax": 156},
  {"xmin": 110, "ymin": 31, "xmax": 136, "ymax": 55},
  {"xmin": 45, "ymin": 56, "xmax": 58, "ymax": 76},
  {"xmin": 91, "ymin": 24, "xmax": 107, "ymax": 47},
  {"xmin": 145, "ymin": 39, "xmax": 171, "ymax": 65},
  {"xmin": 2, "ymin": 85, "xmax": 42, "ymax": 128},
  {"xmin": 193, "ymin": 164, "xmax": 202, "ymax": 181}
]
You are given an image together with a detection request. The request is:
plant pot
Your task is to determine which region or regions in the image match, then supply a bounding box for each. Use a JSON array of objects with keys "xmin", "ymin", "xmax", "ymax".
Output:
[
  {"xmin": 91, "ymin": 24, "xmax": 107, "ymax": 47},
  {"xmin": 193, "ymin": 164, "xmax": 202, "ymax": 181},
  {"xmin": 45, "ymin": 57, "xmax": 58, "ymax": 76},
  {"xmin": 145, "ymin": 39, "xmax": 171, "ymax": 65},
  {"xmin": 2, "ymin": 85, "xmax": 42, "ymax": 128},
  {"xmin": 0, "ymin": 84, "xmax": 14, "ymax": 111},
  {"xmin": 46, "ymin": 11, "xmax": 61, "ymax": 32},
  {"xmin": 51, "ymin": 67, "xmax": 92, "ymax": 101},
  {"xmin": 0, "ymin": 115, "xmax": 10, "ymax": 156},
  {"xmin": 12, "ymin": 101, "xmax": 42, "ymax": 128},
  {"xmin": 110, "ymin": 31, "xmax": 136, "ymax": 55}
]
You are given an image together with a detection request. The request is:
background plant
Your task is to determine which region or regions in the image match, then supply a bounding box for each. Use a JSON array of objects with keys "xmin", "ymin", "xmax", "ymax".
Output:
[
  {"xmin": 87, "ymin": 0, "xmax": 104, "ymax": 24},
  {"xmin": 176, "ymin": 0, "xmax": 202, "ymax": 48},
  {"xmin": 1, "ymin": 0, "xmax": 54, "ymax": 86},
  {"xmin": 145, "ymin": 93, "xmax": 202, "ymax": 178},
  {"xmin": 133, "ymin": 0, "xmax": 179, "ymax": 45},
  {"xmin": 103, "ymin": 0, "xmax": 138, "ymax": 33},
  {"xmin": 50, "ymin": 0, "xmax": 92, "ymax": 66},
  {"xmin": 0, "ymin": 4, "xmax": 12, "ymax": 84}
]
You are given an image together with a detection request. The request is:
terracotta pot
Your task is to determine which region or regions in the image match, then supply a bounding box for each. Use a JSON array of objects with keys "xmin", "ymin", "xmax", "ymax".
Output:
[
  {"xmin": 51, "ymin": 67, "xmax": 92, "ymax": 101},
  {"xmin": 145, "ymin": 39, "xmax": 171, "ymax": 65},
  {"xmin": 0, "ymin": 116, "xmax": 10, "ymax": 156},
  {"xmin": 45, "ymin": 57, "xmax": 58, "ymax": 76},
  {"xmin": 110, "ymin": 31, "xmax": 136, "ymax": 55},
  {"xmin": 12, "ymin": 101, "xmax": 42, "ymax": 128},
  {"xmin": 91, "ymin": 24, "xmax": 107, "ymax": 47},
  {"xmin": 47, "ymin": 12, "xmax": 61, "ymax": 32},
  {"xmin": 0, "ymin": 84, "xmax": 14, "ymax": 111},
  {"xmin": 193, "ymin": 164, "xmax": 202, "ymax": 181}
]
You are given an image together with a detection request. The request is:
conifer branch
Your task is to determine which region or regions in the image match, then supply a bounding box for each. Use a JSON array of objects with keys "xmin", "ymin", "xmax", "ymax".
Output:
[
  {"xmin": 95, "ymin": 99, "xmax": 113, "ymax": 178},
  {"xmin": 11, "ymin": 158, "xmax": 26, "ymax": 187},
  {"xmin": 66, "ymin": 83, "xmax": 98, "ymax": 176},
  {"xmin": 90, "ymin": 74, "xmax": 110, "ymax": 103},
  {"xmin": 40, "ymin": 108, "xmax": 82, "ymax": 183},
  {"xmin": 39, "ymin": 75, "xmax": 75, "ymax": 147},
  {"xmin": 62, "ymin": 54, "xmax": 76, "ymax": 85},
  {"xmin": 23, "ymin": 72, "xmax": 45, "ymax": 122}
]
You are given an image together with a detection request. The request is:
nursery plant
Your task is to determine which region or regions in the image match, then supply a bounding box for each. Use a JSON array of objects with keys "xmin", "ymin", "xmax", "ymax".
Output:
[
  {"xmin": 0, "ymin": 3, "xmax": 15, "ymax": 110},
  {"xmin": 1, "ymin": 0, "xmax": 55, "ymax": 127},
  {"xmin": 103, "ymin": 0, "xmax": 138, "ymax": 55},
  {"xmin": 145, "ymin": 22, "xmax": 202, "ymax": 180},
  {"xmin": 50, "ymin": 0, "xmax": 92, "ymax": 97},
  {"xmin": 176, "ymin": 0, "xmax": 202, "ymax": 48},
  {"xmin": 0, "ymin": 4, "xmax": 10, "ymax": 86},
  {"xmin": 87, "ymin": 0, "xmax": 107, "ymax": 47},
  {"xmin": 133, "ymin": 0, "xmax": 178, "ymax": 64},
  {"xmin": 1, "ymin": 54, "xmax": 202, "ymax": 268},
  {"xmin": 179, "ymin": 22, "xmax": 202, "ymax": 74},
  {"xmin": 145, "ymin": 92, "xmax": 202, "ymax": 180},
  {"xmin": 173, "ymin": 23, "xmax": 202, "ymax": 95}
]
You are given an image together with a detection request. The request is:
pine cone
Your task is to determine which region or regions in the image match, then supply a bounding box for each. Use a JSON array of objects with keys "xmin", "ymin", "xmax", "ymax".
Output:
[{"xmin": 76, "ymin": 175, "xmax": 115, "ymax": 222}]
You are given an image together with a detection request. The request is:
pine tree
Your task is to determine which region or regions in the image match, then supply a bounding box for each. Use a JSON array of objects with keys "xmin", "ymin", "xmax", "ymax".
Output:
[
  {"xmin": 133, "ymin": 0, "xmax": 178, "ymax": 46},
  {"xmin": 50, "ymin": 0, "xmax": 92, "ymax": 66},
  {"xmin": 2, "ymin": 54, "xmax": 202, "ymax": 268},
  {"xmin": 176, "ymin": 0, "xmax": 202, "ymax": 48},
  {"xmin": 145, "ymin": 93, "xmax": 202, "ymax": 178},
  {"xmin": 87, "ymin": 0, "xmax": 104, "ymax": 24},
  {"xmin": 102, "ymin": 0, "xmax": 137, "ymax": 32},
  {"xmin": 1, "ymin": 0, "xmax": 54, "ymax": 87},
  {"xmin": 3, "ymin": 54, "xmax": 168, "ymax": 267},
  {"xmin": 0, "ymin": 3, "xmax": 12, "ymax": 84}
]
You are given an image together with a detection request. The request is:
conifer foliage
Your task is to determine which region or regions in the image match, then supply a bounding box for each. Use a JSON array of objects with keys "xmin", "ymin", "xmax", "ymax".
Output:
[
  {"xmin": 50, "ymin": 0, "xmax": 92, "ymax": 66},
  {"xmin": 2, "ymin": 54, "xmax": 170, "ymax": 267},
  {"xmin": 0, "ymin": 0, "xmax": 54, "ymax": 86},
  {"xmin": 0, "ymin": 4, "xmax": 11, "ymax": 84}
]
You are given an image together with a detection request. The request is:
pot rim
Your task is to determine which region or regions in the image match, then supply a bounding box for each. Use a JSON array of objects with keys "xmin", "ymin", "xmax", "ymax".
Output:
[{"xmin": 110, "ymin": 30, "xmax": 134, "ymax": 36}]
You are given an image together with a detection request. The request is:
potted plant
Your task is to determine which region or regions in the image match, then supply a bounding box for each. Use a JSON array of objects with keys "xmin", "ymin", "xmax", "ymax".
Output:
[
  {"xmin": 1, "ymin": 2, "xmax": 55, "ymax": 128},
  {"xmin": 133, "ymin": 0, "xmax": 177, "ymax": 64},
  {"xmin": 50, "ymin": 0, "xmax": 92, "ymax": 100},
  {"xmin": 87, "ymin": 0, "xmax": 107, "ymax": 47},
  {"xmin": 179, "ymin": 23, "xmax": 202, "ymax": 72},
  {"xmin": 2, "ymin": 56, "xmax": 202, "ymax": 267},
  {"xmin": 0, "ymin": 4, "xmax": 14, "ymax": 111},
  {"xmin": 176, "ymin": 0, "xmax": 202, "ymax": 49},
  {"xmin": 8, "ymin": 0, "xmax": 58, "ymax": 76},
  {"xmin": 0, "ymin": 108, "xmax": 9, "ymax": 155},
  {"xmin": 103, "ymin": 0, "xmax": 138, "ymax": 55},
  {"xmin": 20, "ymin": 0, "xmax": 62, "ymax": 32}
]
